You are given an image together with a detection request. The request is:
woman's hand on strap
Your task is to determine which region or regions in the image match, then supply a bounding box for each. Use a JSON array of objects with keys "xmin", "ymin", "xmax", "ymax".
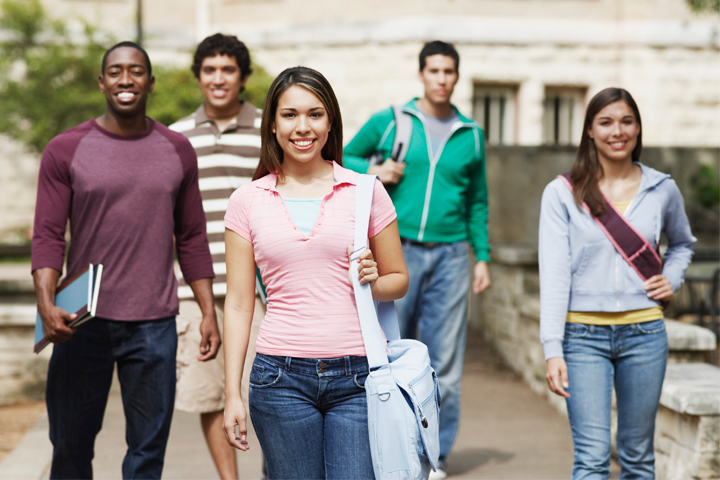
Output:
[
  {"xmin": 645, "ymin": 274, "xmax": 673, "ymax": 300},
  {"xmin": 347, "ymin": 246, "xmax": 379, "ymax": 289},
  {"xmin": 545, "ymin": 357, "xmax": 571, "ymax": 398},
  {"xmin": 223, "ymin": 396, "xmax": 250, "ymax": 451}
]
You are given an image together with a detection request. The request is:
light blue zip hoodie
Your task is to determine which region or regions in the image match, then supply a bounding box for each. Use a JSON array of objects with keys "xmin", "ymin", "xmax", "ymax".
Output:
[{"xmin": 539, "ymin": 163, "xmax": 696, "ymax": 360}]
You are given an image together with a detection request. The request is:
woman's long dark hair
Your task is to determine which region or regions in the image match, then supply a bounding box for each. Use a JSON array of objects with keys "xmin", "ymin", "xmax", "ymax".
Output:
[
  {"xmin": 253, "ymin": 66, "xmax": 343, "ymax": 181},
  {"xmin": 571, "ymin": 87, "xmax": 642, "ymax": 216}
]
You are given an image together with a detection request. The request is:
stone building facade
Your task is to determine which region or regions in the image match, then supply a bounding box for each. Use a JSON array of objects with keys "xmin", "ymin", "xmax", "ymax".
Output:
[
  {"xmin": 0, "ymin": 136, "xmax": 39, "ymax": 243},
  {"xmin": 38, "ymin": 0, "xmax": 720, "ymax": 144},
  {"xmin": 2, "ymin": 0, "xmax": 717, "ymax": 239}
]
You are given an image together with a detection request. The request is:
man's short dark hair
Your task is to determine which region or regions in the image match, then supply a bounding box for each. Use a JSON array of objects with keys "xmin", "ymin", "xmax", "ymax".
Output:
[
  {"xmin": 101, "ymin": 41, "xmax": 152, "ymax": 77},
  {"xmin": 191, "ymin": 33, "xmax": 253, "ymax": 79},
  {"xmin": 419, "ymin": 40, "xmax": 459, "ymax": 73}
]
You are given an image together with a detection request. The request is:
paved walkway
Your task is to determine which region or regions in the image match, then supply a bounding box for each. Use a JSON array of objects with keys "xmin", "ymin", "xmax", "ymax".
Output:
[{"xmin": 0, "ymin": 330, "xmax": 598, "ymax": 480}]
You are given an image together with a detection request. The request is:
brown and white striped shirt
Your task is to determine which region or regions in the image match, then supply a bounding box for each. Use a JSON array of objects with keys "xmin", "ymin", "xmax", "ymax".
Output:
[{"xmin": 170, "ymin": 101, "xmax": 262, "ymax": 299}]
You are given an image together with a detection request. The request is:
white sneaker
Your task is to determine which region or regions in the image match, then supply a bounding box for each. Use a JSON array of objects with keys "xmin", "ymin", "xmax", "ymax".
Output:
[{"xmin": 428, "ymin": 466, "xmax": 447, "ymax": 479}]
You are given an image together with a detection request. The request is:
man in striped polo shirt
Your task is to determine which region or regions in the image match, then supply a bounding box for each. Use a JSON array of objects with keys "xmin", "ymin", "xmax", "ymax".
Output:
[{"xmin": 170, "ymin": 34, "xmax": 264, "ymax": 480}]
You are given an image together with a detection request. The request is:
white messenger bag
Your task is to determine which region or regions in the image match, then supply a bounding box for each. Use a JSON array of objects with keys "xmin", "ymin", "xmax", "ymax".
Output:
[{"xmin": 350, "ymin": 174, "xmax": 441, "ymax": 480}]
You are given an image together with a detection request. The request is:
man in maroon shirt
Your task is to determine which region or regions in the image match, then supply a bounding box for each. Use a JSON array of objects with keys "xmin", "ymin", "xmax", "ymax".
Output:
[{"xmin": 31, "ymin": 41, "xmax": 219, "ymax": 480}]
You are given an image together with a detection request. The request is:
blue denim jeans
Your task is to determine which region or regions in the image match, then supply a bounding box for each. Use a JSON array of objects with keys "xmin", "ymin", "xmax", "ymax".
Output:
[
  {"xmin": 563, "ymin": 319, "xmax": 668, "ymax": 480},
  {"xmin": 46, "ymin": 317, "xmax": 177, "ymax": 479},
  {"xmin": 249, "ymin": 354, "xmax": 374, "ymax": 480},
  {"xmin": 394, "ymin": 240, "xmax": 470, "ymax": 459}
]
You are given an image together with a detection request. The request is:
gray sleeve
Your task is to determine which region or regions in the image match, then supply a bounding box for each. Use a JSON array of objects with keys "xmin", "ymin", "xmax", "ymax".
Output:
[
  {"xmin": 539, "ymin": 180, "xmax": 572, "ymax": 360},
  {"xmin": 660, "ymin": 180, "xmax": 696, "ymax": 292}
]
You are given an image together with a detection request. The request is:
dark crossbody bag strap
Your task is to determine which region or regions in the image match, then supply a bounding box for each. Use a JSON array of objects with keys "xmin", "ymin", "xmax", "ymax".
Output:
[{"xmin": 558, "ymin": 172, "xmax": 663, "ymax": 282}]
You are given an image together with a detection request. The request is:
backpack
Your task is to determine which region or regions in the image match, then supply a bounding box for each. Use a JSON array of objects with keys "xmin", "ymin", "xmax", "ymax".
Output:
[{"xmin": 367, "ymin": 105, "xmax": 413, "ymax": 165}]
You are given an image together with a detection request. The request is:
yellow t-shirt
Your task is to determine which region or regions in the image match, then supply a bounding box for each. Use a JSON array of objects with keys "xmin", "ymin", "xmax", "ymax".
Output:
[{"xmin": 566, "ymin": 199, "xmax": 663, "ymax": 325}]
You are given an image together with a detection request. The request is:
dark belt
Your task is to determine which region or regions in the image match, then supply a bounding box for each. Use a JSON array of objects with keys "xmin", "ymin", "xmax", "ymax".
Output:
[{"xmin": 400, "ymin": 238, "xmax": 446, "ymax": 249}]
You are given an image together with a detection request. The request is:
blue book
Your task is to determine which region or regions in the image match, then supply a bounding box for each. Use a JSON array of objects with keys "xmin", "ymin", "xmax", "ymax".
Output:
[{"xmin": 34, "ymin": 263, "xmax": 103, "ymax": 353}]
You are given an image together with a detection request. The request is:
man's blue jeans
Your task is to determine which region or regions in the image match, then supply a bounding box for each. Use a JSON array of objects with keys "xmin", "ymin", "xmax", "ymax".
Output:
[
  {"xmin": 249, "ymin": 354, "xmax": 374, "ymax": 480},
  {"xmin": 563, "ymin": 319, "xmax": 668, "ymax": 480},
  {"xmin": 394, "ymin": 240, "xmax": 470, "ymax": 460},
  {"xmin": 46, "ymin": 316, "xmax": 177, "ymax": 479}
]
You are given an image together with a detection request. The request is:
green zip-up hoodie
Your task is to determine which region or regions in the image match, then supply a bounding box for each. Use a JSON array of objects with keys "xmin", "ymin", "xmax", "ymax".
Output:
[{"xmin": 344, "ymin": 99, "xmax": 490, "ymax": 262}]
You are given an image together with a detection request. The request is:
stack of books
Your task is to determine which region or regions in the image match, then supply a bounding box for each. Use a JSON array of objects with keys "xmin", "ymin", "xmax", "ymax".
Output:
[{"xmin": 34, "ymin": 263, "xmax": 103, "ymax": 353}]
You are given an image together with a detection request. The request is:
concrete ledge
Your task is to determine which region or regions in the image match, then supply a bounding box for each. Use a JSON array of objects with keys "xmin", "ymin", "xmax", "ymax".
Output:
[
  {"xmin": 0, "ymin": 279, "xmax": 34, "ymax": 295},
  {"xmin": 491, "ymin": 245, "xmax": 538, "ymax": 267},
  {"xmin": 519, "ymin": 296, "xmax": 540, "ymax": 321},
  {"xmin": 474, "ymin": 244, "xmax": 720, "ymax": 479},
  {"xmin": 656, "ymin": 364, "xmax": 720, "ymax": 479},
  {"xmin": 0, "ymin": 304, "xmax": 48, "ymax": 405},
  {"xmin": 0, "ymin": 305, "xmax": 36, "ymax": 327},
  {"xmin": 665, "ymin": 319, "xmax": 717, "ymax": 352},
  {"xmin": 512, "ymin": 300, "xmax": 717, "ymax": 357},
  {"xmin": 661, "ymin": 363, "xmax": 720, "ymax": 416}
]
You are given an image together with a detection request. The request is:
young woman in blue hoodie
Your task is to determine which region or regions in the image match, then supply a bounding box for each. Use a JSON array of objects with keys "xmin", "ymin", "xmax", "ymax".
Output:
[{"xmin": 539, "ymin": 88, "xmax": 695, "ymax": 479}]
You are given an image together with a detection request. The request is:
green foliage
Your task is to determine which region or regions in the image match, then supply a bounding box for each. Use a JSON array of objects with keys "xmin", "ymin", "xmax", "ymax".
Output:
[
  {"xmin": 686, "ymin": 0, "xmax": 720, "ymax": 13},
  {"xmin": 0, "ymin": 0, "xmax": 107, "ymax": 151},
  {"xmin": 244, "ymin": 63, "xmax": 274, "ymax": 110},
  {"xmin": 147, "ymin": 63, "xmax": 274, "ymax": 127},
  {"xmin": 0, "ymin": 0, "xmax": 46, "ymax": 52},
  {"xmin": 0, "ymin": 0, "xmax": 274, "ymax": 150},
  {"xmin": 146, "ymin": 67, "xmax": 204, "ymax": 127},
  {"xmin": 690, "ymin": 164, "xmax": 720, "ymax": 209}
]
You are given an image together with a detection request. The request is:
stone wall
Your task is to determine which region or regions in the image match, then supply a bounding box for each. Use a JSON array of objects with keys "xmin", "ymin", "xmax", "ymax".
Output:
[
  {"xmin": 248, "ymin": 35, "xmax": 720, "ymax": 147},
  {"xmin": 469, "ymin": 245, "xmax": 720, "ymax": 479},
  {"xmin": 468, "ymin": 245, "xmax": 566, "ymax": 413},
  {"xmin": 34, "ymin": 1, "xmax": 720, "ymax": 148},
  {"xmin": 0, "ymin": 135, "xmax": 39, "ymax": 243},
  {"xmin": 3, "ymin": 143, "xmax": 715, "ymax": 247},
  {"xmin": 0, "ymin": 317, "xmax": 50, "ymax": 405},
  {"xmin": 656, "ymin": 364, "xmax": 720, "ymax": 480},
  {"xmin": 484, "ymin": 146, "xmax": 720, "ymax": 246},
  {"xmin": 0, "ymin": 272, "xmax": 48, "ymax": 405}
]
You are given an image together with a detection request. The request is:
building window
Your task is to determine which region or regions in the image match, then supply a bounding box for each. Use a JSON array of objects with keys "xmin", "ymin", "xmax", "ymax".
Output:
[
  {"xmin": 544, "ymin": 87, "xmax": 586, "ymax": 145},
  {"xmin": 472, "ymin": 84, "xmax": 518, "ymax": 145}
]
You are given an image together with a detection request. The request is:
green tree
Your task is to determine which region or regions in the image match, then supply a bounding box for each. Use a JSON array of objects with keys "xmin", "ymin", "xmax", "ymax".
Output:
[
  {"xmin": 690, "ymin": 164, "xmax": 720, "ymax": 209},
  {"xmin": 0, "ymin": 0, "xmax": 107, "ymax": 151},
  {"xmin": 147, "ymin": 67, "xmax": 205, "ymax": 128},
  {"xmin": 147, "ymin": 63, "xmax": 273, "ymax": 127},
  {"xmin": 243, "ymin": 63, "xmax": 274, "ymax": 111},
  {"xmin": 0, "ymin": 0, "xmax": 274, "ymax": 151},
  {"xmin": 686, "ymin": 0, "xmax": 720, "ymax": 13}
]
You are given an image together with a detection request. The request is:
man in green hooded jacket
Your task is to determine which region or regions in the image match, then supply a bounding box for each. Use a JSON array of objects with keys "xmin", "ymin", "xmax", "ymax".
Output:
[{"xmin": 344, "ymin": 40, "xmax": 491, "ymax": 478}]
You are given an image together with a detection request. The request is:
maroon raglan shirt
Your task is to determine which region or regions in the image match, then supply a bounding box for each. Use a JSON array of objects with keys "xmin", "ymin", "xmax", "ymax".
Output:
[{"xmin": 31, "ymin": 118, "xmax": 214, "ymax": 321}]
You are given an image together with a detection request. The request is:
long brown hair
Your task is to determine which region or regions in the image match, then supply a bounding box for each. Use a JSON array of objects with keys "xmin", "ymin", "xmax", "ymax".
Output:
[
  {"xmin": 570, "ymin": 87, "xmax": 642, "ymax": 216},
  {"xmin": 253, "ymin": 66, "xmax": 343, "ymax": 181}
]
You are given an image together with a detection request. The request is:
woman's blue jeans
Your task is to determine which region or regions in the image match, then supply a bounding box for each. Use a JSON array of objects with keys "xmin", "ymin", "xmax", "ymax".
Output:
[
  {"xmin": 563, "ymin": 319, "xmax": 668, "ymax": 480},
  {"xmin": 249, "ymin": 354, "xmax": 375, "ymax": 480}
]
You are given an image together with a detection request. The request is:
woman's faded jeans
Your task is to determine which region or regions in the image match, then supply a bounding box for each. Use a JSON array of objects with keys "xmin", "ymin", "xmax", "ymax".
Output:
[
  {"xmin": 563, "ymin": 319, "xmax": 668, "ymax": 480},
  {"xmin": 249, "ymin": 354, "xmax": 374, "ymax": 480}
]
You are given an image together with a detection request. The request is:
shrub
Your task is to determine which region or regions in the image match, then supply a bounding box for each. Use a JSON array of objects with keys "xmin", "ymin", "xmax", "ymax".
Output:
[
  {"xmin": 0, "ymin": 0, "xmax": 272, "ymax": 151},
  {"xmin": 690, "ymin": 164, "xmax": 720, "ymax": 209},
  {"xmin": 147, "ymin": 63, "xmax": 273, "ymax": 127}
]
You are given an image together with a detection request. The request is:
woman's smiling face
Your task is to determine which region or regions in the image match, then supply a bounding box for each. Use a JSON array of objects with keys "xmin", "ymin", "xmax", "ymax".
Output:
[
  {"xmin": 272, "ymin": 85, "xmax": 331, "ymax": 165},
  {"xmin": 588, "ymin": 100, "xmax": 640, "ymax": 164}
]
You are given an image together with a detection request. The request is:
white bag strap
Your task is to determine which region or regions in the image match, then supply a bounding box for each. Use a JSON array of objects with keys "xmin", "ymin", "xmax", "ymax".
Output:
[{"xmin": 351, "ymin": 174, "xmax": 402, "ymax": 369}]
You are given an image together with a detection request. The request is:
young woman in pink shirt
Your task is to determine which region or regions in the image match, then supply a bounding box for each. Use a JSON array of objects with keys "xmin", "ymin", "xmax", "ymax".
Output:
[{"xmin": 221, "ymin": 66, "xmax": 409, "ymax": 479}]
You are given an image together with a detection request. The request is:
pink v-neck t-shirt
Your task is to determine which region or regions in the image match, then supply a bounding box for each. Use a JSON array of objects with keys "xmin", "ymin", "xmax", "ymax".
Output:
[{"xmin": 224, "ymin": 162, "xmax": 396, "ymax": 358}]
